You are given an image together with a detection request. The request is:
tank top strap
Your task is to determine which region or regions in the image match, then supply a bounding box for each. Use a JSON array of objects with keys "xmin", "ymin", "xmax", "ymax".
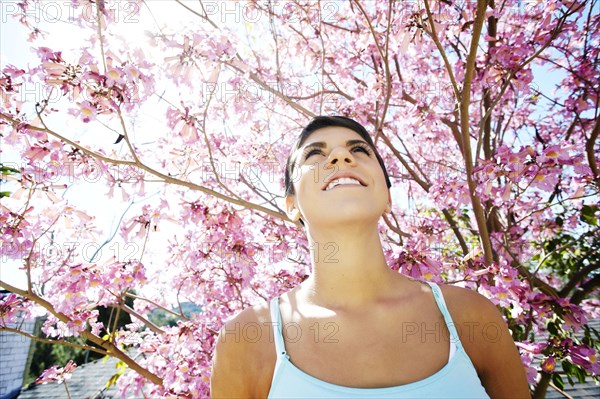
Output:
[
  {"xmin": 269, "ymin": 296, "xmax": 289, "ymax": 358},
  {"xmin": 425, "ymin": 281, "xmax": 462, "ymax": 351}
]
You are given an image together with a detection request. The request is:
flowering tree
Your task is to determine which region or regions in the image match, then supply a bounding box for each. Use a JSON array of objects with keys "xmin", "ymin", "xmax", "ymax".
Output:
[{"xmin": 1, "ymin": 0, "xmax": 598, "ymax": 398}]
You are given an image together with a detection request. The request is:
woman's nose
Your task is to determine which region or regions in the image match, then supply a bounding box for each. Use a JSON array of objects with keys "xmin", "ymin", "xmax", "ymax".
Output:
[{"xmin": 325, "ymin": 146, "xmax": 356, "ymax": 168}]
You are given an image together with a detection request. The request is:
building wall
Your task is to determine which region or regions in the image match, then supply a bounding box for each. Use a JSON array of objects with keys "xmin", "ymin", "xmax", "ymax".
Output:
[{"xmin": 0, "ymin": 320, "xmax": 35, "ymax": 399}]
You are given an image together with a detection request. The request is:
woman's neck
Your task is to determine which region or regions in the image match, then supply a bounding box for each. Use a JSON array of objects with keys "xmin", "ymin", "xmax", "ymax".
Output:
[{"xmin": 299, "ymin": 223, "xmax": 400, "ymax": 309}]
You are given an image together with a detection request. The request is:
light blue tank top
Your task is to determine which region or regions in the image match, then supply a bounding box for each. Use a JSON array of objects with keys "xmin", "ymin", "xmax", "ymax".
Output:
[{"xmin": 267, "ymin": 282, "xmax": 490, "ymax": 398}]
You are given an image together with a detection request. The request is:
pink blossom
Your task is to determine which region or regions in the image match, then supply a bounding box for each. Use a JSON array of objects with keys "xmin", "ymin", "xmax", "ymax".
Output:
[
  {"xmin": 515, "ymin": 341, "xmax": 547, "ymax": 355},
  {"xmin": 23, "ymin": 145, "xmax": 50, "ymax": 163},
  {"xmin": 0, "ymin": 293, "xmax": 25, "ymax": 325},
  {"xmin": 166, "ymin": 106, "xmax": 200, "ymax": 144},
  {"xmin": 34, "ymin": 47, "xmax": 63, "ymax": 63},
  {"xmin": 42, "ymin": 62, "xmax": 68, "ymax": 82},
  {"xmin": 105, "ymin": 66, "xmax": 125, "ymax": 86},
  {"xmin": 568, "ymin": 345, "xmax": 600, "ymax": 376},
  {"xmin": 76, "ymin": 100, "xmax": 97, "ymax": 123},
  {"xmin": 36, "ymin": 360, "xmax": 77, "ymax": 385},
  {"xmin": 541, "ymin": 356, "xmax": 556, "ymax": 373},
  {"xmin": 529, "ymin": 167, "xmax": 560, "ymax": 191},
  {"xmin": 3, "ymin": 2, "xmax": 599, "ymax": 397}
]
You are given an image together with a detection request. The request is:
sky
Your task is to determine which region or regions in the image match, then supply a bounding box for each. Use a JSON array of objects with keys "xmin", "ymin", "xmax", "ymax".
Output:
[
  {"xmin": 0, "ymin": 1, "xmax": 587, "ymax": 290},
  {"xmin": 0, "ymin": 1, "xmax": 291, "ymax": 292},
  {"xmin": 0, "ymin": 2, "xmax": 180, "ymax": 289}
]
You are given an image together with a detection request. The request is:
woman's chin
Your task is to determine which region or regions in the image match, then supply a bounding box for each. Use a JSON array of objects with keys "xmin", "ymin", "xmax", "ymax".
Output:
[{"xmin": 307, "ymin": 209, "xmax": 384, "ymax": 227}]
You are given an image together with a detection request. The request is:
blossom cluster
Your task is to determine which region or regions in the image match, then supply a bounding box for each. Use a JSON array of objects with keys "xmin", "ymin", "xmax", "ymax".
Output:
[{"xmin": 1, "ymin": 0, "xmax": 598, "ymax": 398}]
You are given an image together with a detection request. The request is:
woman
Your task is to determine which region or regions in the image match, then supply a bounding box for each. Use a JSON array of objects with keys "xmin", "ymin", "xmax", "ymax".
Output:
[{"xmin": 210, "ymin": 116, "xmax": 530, "ymax": 398}]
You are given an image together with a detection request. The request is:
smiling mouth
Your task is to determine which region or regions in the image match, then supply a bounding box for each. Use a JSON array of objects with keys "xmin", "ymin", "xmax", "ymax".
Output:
[{"xmin": 324, "ymin": 177, "xmax": 366, "ymax": 191}]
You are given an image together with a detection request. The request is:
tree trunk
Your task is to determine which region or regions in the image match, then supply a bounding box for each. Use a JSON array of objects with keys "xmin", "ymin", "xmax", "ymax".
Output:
[{"xmin": 532, "ymin": 372, "xmax": 551, "ymax": 399}]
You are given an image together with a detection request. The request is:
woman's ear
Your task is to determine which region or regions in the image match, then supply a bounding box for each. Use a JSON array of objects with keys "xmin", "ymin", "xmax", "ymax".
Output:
[
  {"xmin": 286, "ymin": 195, "xmax": 302, "ymax": 222},
  {"xmin": 385, "ymin": 190, "xmax": 392, "ymax": 214}
]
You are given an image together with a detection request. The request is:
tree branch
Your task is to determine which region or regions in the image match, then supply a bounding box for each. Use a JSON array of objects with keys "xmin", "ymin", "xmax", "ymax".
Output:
[
  {"xmin": 120, "ymin": 304, "xmax": 164, "ymax": 335},
  {"xmin": 378, "ymin": 130, "xmax": 431, "ymax": 191},
  {"xmin": 0, "ymin": 113, "xmax": 291, "ymax": 223},
  {"xmin": 571, "ymin": 273, "xmax": 600, "ymax": 305},
  {"xmin": 532, "ymin": 371, "xmax": 551, "ymax": 399},
  {"xmin": 0, "ymin": 327, "xmax": 108, "ymax": 356},
  {"xmin": 0, "ymin": 280, "xmax": 163, "ymax": 386},
  {"xmin": 352, "ymin": 0, "xmax": 393, "ymax": 132},
  {"xmin": 460, "ymin": 0, "xmax": 494, "ymax": 265},
  {"xmin": 585, "ymin": 117, "xmax": 600, "ymax": 183},
  {"xmin": 423, "ymin": 0, "xmax": 460, "ymax": 100}
]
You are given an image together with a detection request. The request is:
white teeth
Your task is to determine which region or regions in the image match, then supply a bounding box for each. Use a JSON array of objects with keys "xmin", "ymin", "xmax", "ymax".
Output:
[{"xmin": 325, "ymin": 177, "xmax": 362, "ymax": 191}]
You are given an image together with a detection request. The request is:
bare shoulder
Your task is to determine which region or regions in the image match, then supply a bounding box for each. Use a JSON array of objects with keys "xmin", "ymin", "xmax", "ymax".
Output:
[
  {"xmin": 437, "ymin": 283, "xmax": 531, "ymax": 398},
  {"xmin": 210, "ymin": 301, "xmax": 277, "ymax": 398},
  {"xmin": 220, "ymin": 300, "xmax": 273, "ymax": 333},
  {"xmin": 438, "ymin": 283, "xmax": 502, "ymax": 324},
  {"xmin": 437, "ymin": 283, "xmax": 510, "ymax": 356}
]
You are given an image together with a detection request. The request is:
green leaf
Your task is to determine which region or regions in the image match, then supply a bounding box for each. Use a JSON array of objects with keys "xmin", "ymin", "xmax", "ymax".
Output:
[
  {"xmin": 556, "ymin": 216, "xmax": 563, "ymax": 227},
  {"xmin": 588, "ymin": 325, "xmax": 600, "ymax": 341},
  {"xmin": 574, "ymin": 365, "xmax": 587, "ymax": 384},
  {"xmin": 566, "ymin": 372, "xmax": 575, "ymax": 386},
  {"xmin": 0, "ymin": 165, "xmax": 20, "ymax": 175},
  {"xmin": 0, "ymin": 191, "xmax": 11, "ymax": 198},
  {"xmin": 562, "ymin": 360, "xmax": 573, "ymax": 374},
  {"xmin": 580, "ymin": 205, "xmax": 599, "ymax": 226},
  {"xmin": 547, "ymin": 321, "xmax": 558, "ymax": 336},
  {"xmin": 552, "ymin": 373, "xmax": 565, "ymax": 390},
  {"xmin": 106, "ymin": 372, "xmax": 122, "ymax": 388}
]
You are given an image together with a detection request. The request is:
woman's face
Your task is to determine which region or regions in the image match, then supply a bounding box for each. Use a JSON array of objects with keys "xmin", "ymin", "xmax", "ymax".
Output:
[{"xmin": 286, "ymin": 126, "xmax": 390, "ymax": 228}]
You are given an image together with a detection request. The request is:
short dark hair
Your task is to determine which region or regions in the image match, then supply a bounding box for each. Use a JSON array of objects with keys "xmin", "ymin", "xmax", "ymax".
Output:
[{"xmin": 284, "ymin": 116, "xmax": 392, "ymax": 199}]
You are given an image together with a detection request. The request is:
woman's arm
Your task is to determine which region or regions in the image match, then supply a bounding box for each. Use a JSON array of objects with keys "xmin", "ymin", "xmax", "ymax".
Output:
[
  {"xmin": 210, "ymin": 304, "xmax": 275, "ymax": 398},
  {"xmin": 443, "ymin": 285, "xmax": 531, "ymax": 399},
  {"xmin": 210, "ymin": 320, "xmax": 253, "ymax": 398}
]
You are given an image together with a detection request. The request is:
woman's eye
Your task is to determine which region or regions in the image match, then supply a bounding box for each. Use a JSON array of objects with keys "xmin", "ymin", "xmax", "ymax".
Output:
[
  {"xmin": 304, "ymin": 149, "xmax": 323, "ymax": 159},
  {"xmin": 352, "ymin": 146, "xmax": 371, "ymax": 155}
]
